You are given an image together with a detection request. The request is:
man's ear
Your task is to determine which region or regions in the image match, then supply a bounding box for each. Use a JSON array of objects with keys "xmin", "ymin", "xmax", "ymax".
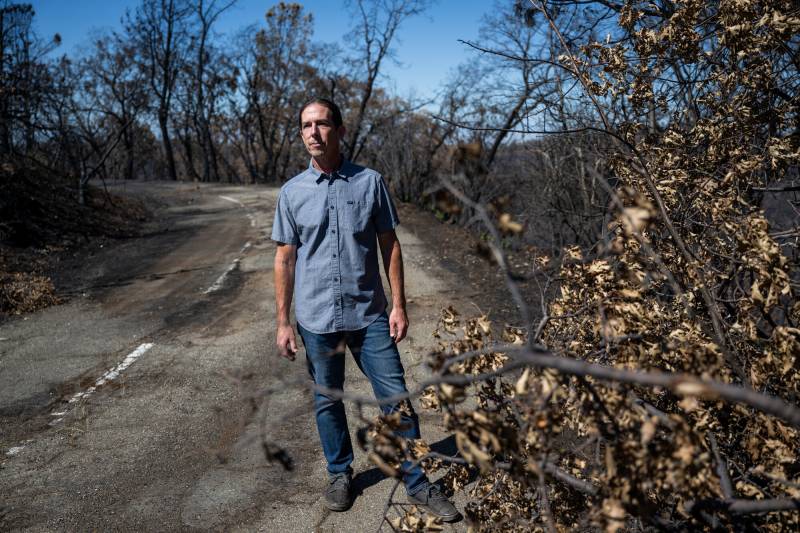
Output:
[{"xmin": 337, "ymin": 125, "xmax": 347, "ymax": 137}]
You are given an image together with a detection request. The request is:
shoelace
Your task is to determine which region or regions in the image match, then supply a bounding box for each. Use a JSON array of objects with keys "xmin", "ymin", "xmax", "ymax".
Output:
[
  {"xmin": 329, "ymin": 475, "xmax": 349, "ymax": 490},
  {"xmin": 418, "ymin": 484, "xmax": 444, "ymax": 502}
]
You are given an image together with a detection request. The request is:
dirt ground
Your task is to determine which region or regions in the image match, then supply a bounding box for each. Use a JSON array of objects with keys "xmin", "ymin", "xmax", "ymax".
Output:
[
  {"xmin": 0, "ymin": 180, "xmax": 545, "ymax": 532},
  {"xmin": 395, "ymin": 202, "xmax": 545, "ymax": 329}
]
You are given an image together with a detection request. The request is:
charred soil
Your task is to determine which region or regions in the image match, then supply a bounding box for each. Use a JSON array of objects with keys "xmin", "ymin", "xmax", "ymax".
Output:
[
  {"xmin": 0, "ymin": 165, "xmax": 154, "ymax": 318},
  {"xmin": 396, "ymin": 202, "xmax": 549, "ymax": 330}
]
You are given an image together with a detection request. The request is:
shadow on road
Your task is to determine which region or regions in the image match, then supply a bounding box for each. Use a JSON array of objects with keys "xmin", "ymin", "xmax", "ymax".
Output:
[{"xmin": 351, "ymin": 434, "xmax": 461, "ymax": 498}]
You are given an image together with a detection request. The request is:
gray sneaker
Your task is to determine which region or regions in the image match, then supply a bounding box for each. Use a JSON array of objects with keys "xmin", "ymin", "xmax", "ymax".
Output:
[
  {"xmin": 324, "ymin": 473, "xmax": 352, "ymax": 511},
  {"xmin": 408, "ymin": 484, "xmax": 460, "ymax": 522}
]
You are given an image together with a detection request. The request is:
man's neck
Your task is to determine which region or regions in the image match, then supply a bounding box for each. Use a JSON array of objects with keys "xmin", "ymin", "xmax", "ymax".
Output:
[{"xmin": 312, "ymin": 155, "xmax": 342, "ymax": 175}]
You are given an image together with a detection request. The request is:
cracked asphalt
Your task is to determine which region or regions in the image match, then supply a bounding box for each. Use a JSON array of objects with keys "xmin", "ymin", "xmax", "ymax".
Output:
[{"xmin": 0, "ymin": 181, "xmax": 480, "ymax": 532}]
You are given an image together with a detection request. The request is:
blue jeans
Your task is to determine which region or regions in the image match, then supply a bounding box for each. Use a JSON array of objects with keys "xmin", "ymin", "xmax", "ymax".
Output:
[{"xmin": 297, "ymin": 313, "xmax": 429, "ymax": 495}]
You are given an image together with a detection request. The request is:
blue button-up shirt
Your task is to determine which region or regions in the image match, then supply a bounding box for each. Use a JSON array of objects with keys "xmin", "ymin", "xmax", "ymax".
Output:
[{"xmin": 271, "ymin": 160, "xmax": 400, "ymax": 334}]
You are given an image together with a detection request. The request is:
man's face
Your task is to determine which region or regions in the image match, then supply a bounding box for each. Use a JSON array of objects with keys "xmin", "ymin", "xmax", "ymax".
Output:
[{"xmin": 300, "ymin": 103, "xmax": 345, "ymax": 161}]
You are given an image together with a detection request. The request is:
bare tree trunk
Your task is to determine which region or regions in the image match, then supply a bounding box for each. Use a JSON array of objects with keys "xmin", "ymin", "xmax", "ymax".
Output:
[
  {"xmin": 159, "ymin": 110, "xmax": 178, "ymax": 180},
  {"xmin": 121, "ymin": 121, "xmax": 135, "ymax": 180},
  {"xmin": 193, "ymin": 0, "xmax": 234, "ymax": 182},
  {"xmin": 128, "ymin": 0, "xmax": 191, "ymax": 181},
  {"xmin": 485, "ymin": 85, "xmax": 531, "ymax": 169},
  {"xmin": 21, "ymin": 30, "xmax": 33, "ymax": 152},
  {"xmin": 196, "ymin": 1, "xmax": 211, "ymax": 182},
  {"xmin": 0, "ymin": 8, "xmax": 9, "ymax": 156},
  {"xmin": 125, "ymin": 140, "xmax": 135, "ymax": 180}
]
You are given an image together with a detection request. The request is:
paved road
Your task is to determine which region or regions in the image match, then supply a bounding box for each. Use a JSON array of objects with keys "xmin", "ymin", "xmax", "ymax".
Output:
[{"xmin": 0, "ymin": 182, "xmax": 473, "ymax": 532}]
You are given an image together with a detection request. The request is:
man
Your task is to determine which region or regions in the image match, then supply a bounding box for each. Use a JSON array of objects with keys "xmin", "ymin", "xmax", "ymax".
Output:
[{"xmin": 271, "ymin": 98, "xmax": 458, "ymax": 521}]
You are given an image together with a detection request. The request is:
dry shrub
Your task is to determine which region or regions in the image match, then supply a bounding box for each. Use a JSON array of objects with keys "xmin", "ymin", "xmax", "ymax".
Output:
[{"xmin": 0, "ymin": 271, "xmax": 60, "ymax": 315}]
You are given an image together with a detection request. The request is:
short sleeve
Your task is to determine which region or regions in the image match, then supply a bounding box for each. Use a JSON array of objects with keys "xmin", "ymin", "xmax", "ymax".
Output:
[
  {"xmin": 271, "ymin": 187, "xmax": 299, "ymax": 244},
  {"xmin": 372, "ymin": 174, "xmax": 400, "ymax": 233}
]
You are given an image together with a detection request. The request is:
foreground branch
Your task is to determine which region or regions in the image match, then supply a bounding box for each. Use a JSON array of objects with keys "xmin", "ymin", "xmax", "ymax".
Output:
[
  {"xmin": 687, "ymin": 498, "xmax": 800, "ymax": 515},
  {"xmin": 308, "ymin": 343, "xmax": 800, "ymax": 428}
]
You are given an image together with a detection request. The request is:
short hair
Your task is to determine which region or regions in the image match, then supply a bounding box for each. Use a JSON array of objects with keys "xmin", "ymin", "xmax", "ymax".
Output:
[{"xmin": 298, "ymin": 98, "xmax": 343, "ymax": 129}]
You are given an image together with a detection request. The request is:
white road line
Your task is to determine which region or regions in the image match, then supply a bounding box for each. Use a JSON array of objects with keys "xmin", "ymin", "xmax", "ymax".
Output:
[
  {"xmin": 221, "ymin": 194, "xmax": 258, "ymax": 227},
  {"xmin": 55, "ymin": 343, "xmax": 154, "ymax": 421},
  {"xmin": 6, "ymin": 446, "xmax": 24, "ymax": 456},
  {"xmin": 219, "ymin": 195, "xmax": 245, "ymax": 207},
  {"xmin": 203, "ymin": 242, "xmax": 251, "ymax": 294}
]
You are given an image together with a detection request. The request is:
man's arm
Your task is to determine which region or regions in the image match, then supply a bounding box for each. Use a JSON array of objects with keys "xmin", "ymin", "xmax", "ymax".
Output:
[
  {"xmin": 377, "ymin": 230, "xmax": 408, "ymax": 343},
  {"xmin": 275, "ymin": 243, "xmax": 298, "ymax": 360}
]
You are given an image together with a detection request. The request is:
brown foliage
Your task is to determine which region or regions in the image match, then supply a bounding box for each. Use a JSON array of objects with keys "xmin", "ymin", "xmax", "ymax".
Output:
[
  {"xmin": 362, "ymin": 0, "xmax": 800, "ymax": 530},
  {"xmin": 0, "ymin": 271, "xmax": 59, "ymax": 315}
]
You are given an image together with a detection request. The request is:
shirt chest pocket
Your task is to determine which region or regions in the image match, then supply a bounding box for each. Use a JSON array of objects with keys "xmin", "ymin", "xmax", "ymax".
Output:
[{"xmin": 339, "ymin": 199, "xmax": 371, "ymax": 233}]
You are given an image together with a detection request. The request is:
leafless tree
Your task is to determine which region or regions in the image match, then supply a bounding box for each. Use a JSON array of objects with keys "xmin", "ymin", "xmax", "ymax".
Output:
[
  {"xmin": 125, "ymin": 0, "xmax": 193, "ymax": 181},
  {"xmin": 224, "ymin": 3, "xmax": 327, "ymax": 183},
  {"xmin": 82, "ymin": 33, "xmax": 150, "ymax": 181},
  {"xmin": 0, "ymin": 2, "xmax": 60, "ymax": 157},
  {"xmin": 344, "ymin": 0, "xmax": 432, "ymax": 162},
  {"xmin": 194, "ymin": 0, "xmax": 234, "ymax": 181}
]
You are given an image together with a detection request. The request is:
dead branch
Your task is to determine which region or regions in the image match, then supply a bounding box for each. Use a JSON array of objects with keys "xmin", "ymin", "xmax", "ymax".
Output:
[
  {"xmin": 708, "ymin": 433, "xmax": 734, "ymax": 500},
  {"xmin": 302, "ymin": 342, "xmax": 800, "ymax": 428},
  {"xmin": 458, "ymin": 39, "xmax": 575, "ymax": 72},
  {"xmin": 687, "ymin": 498, "xmax": 800, "ymax": 515}
]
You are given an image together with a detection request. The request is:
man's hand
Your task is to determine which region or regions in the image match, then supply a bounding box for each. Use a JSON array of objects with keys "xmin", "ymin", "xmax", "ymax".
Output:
[
  {"xmin": 276, "ymin": 324, "xmax": 298, "ymax": 360},
  {"xmin": 389, "ymin": 307, "xmax": 409, "ymax": 343}
]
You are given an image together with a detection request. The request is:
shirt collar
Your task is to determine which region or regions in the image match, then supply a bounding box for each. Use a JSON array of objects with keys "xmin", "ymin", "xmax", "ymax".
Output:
[{"xmin": 310, "ymin": 158, "xmax": 356, "ymax": 184}]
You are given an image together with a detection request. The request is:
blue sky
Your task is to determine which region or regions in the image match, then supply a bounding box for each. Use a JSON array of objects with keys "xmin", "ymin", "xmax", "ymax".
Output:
[{"xmin": 28, "ymin": 0, "xmax": 493, "ymax": 99}]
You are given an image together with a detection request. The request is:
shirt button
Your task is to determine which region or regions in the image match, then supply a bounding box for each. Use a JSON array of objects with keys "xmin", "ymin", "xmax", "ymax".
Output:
[
  {"xmin": 329, "ymin": 205, "xmax": 334, "ymax": 210},
  {"xmin": 333, "ymin": 254, "xmax": 337, "ymax": 258},
  {"xmin": 331, "ymin": 230, "xmax": 336, "ymax": 234},
  {"xmin": 334, "ymin": 277, "xmax": 339, "ymax": 282}
]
